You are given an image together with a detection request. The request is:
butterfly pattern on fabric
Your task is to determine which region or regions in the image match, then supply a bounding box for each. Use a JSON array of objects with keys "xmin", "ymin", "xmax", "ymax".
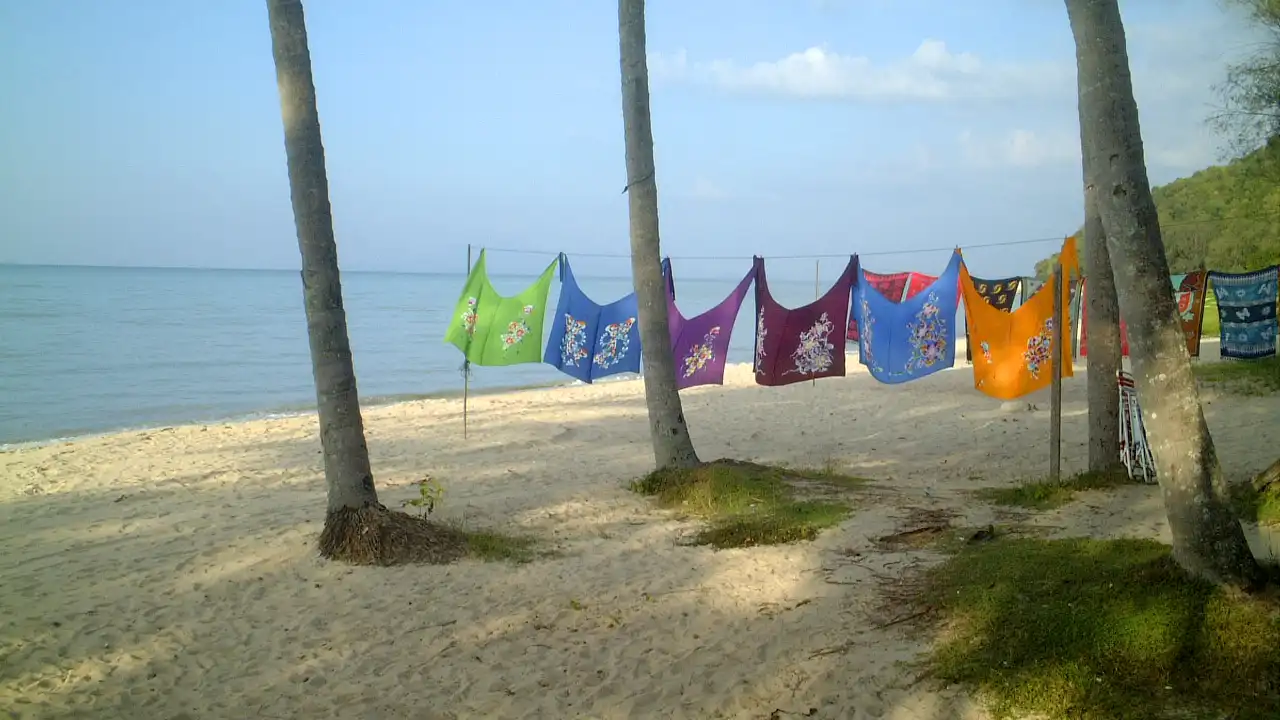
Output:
[
  {"xmin": 594, "ymin": 318, "xmax": 636, "ymax": 369},
  {"xmin": 1208, "ymin": 266, "xmax": 1279, "ymax": 360},
  {"xmin": 559, "ymin": 315, "xmax": 590, "ymax": 367},
  {"xmin": 543, "ymin": 255, "xmax": 643, "ymax": 382}
]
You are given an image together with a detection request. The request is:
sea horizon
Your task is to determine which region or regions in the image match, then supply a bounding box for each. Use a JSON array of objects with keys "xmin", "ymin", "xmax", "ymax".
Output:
[{"xmin": 1, "ymin": 262, "xmax": 861, "ymax": 446}]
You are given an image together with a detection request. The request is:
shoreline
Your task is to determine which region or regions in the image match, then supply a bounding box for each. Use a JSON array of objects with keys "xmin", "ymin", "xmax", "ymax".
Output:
[
  {"xmin": 0, "ymin": 335, "xmax": 1229, "ymax": 452},
  {"xmin": 0, "ymin": 344, "xmax": 1273, "ymax": 719},
  {"xmin": 0, "ymin": 376, "xmax": 582, "ymax": 452}
]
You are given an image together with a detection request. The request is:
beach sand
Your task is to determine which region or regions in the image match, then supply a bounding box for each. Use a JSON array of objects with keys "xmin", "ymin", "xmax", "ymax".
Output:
[{"xmin": 2, "ymin": 347, "xmax": 1278, "ymax": 720}]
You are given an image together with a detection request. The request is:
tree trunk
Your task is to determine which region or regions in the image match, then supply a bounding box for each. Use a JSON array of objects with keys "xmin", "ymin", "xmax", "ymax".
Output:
[
  {"xmin": 1066, "ymin": 0, "xmax": 1263, "ymax": 588},
  {"xmin": 266, "ymin": 0, "xmax": 381, "ymax": 557},
  {"xmin": 1080, "ymin": 176, "xmax": 1124, "ymax": 475},
  {"xmin": 617, "ymin": 0, "xmax": 700, "ymax": 470}
]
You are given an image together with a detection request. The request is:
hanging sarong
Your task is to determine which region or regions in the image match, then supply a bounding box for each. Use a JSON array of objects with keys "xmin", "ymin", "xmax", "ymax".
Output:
[
  {"xmin": 959, "ymin": 236, "xmax": 1079, "ymax": 400},
  {"xmin": 1079, "ymin": 270, "xmax": 1211, "ymax": 358},
  {"xmin": 846, "ymin": 270, "xmax": 908, "ymax": 342},
  {"xmin": 543, "ymin": 255, "xmax": 642, "ymax": 382},
  {"xmin": 963, "ymin": 275, "xmax": 1022, "ymax": 361},
  {"xmin": 444, "ymin": 249, "xmax": 557, "ymax": 366},
  {"xmin": 663, "ymin": 258, "xmax": 754, "ymax": 390},
  {"xmin": 1208, "ymin": 266, "xmax": 1279, "ymax": 359},
  {"xmin": 754, "ymin": 255, "xmax": 858, "ymax": 387},
  {"xmin": 855, "ymin": 251, "xmax": 962, "ymax": 384}
]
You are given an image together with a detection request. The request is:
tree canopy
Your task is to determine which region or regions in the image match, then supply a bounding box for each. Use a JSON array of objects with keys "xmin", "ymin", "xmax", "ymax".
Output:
[
  {"xmin": 1211, "ymin": 0, "xmax": 1280, "ymax": 156},
  {"xmin": 1034, "ymin": 139, "xmax": 1280, "ymax": 280}
]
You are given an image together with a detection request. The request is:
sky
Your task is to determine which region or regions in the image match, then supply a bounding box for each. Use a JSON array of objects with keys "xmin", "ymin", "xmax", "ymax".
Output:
[{"xmin": 0, "ymin": 0, "xmax": 1264, "ymax": 281}]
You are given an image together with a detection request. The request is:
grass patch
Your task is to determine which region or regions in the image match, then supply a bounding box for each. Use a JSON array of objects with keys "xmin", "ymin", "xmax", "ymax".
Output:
[
  {"xmin": 629, "ymin": 459, "xmax": 866, "ymax": 549},
  {"xmin": 1233, "ymin": 484, "xmax": 1280, "ymax": 527},
  {"xmin": 1193, "ymin": 355, "xmax": 1280, "ymax": 395},
  {"xmin": 463, "ymin": 529, "xmax": 545, "ymax": 564},
  {"xmin": 1202, "ymin": 291, "xmax": 1220, "ymax": 337},
  {"xmin": 919, "ymin": 537, "xmax": 1280, "ymax": 719},
  {"xmin": 1233, "ymin": 461, "xmax": 1280, "ymax": 527},
  {"xmin": 973, "ymin": 469, "xmax": 1136, "ymax": 511}
]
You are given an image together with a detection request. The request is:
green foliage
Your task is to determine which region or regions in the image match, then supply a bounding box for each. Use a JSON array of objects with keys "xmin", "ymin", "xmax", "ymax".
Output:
[
  {"xmin": 1212, "ymin": 0, "xmax": 1280, "ymax": 154},
  {"xmin": 973, "ymin": 470, "xmax": 1136, "ymax": 511},
  {"xmin": 1035, "ymin": 142, "xmax": 1280, "ymax": 280},
  {"xmin": 1233, "ymin": 468, "xmax": 1280, "ymax": 527},
  {"xmin": 403, "ymin": 476, "xmax": 445, "ymax": 515},
  {"xmin": 629, "ymin": 460, "xmax": 866, "ymax": 549},
  {"xmin": 463, "ymin": 530, "xmax": 542, "ymax": 563},
  {"xmin": 919, "ymin": 537, "xmax": 1280, "ymax": 719},
  {"xmin": 1194, "ymin": 355, "xmax": 1280, "ymax": 396}
]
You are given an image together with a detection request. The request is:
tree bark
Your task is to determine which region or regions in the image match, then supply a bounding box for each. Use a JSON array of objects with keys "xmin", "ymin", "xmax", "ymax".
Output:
[
  {"xmin": 1081, "ymin": 179, "xmax": 1124, "ymax": 474},
  {"xmin": 1066, "ymin": 0, "xmax": 1262, "ymax": 588},
  {"xmin": 266, "ymin": 0, "xmax": 379, "ymax": 518},
  {"xmin": 617, "ymin": 0, "xmax": 700, "ymax": 470}
]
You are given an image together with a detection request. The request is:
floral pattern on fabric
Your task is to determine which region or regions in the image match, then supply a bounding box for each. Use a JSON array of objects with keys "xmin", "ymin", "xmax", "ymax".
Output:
[
  {"xmin": 785, "ymin": 312, "xmax": 836, "ymax": 376},
  {"xmin": 501, "ymin": 304, "xmax": 536, "ymax": 349},
  {"xmin": 593, "ymin": 317, "xmax": 636, "ymax": 369},
  {"xmin": 905, "ymin": 291, "xmax": 947, "ymax": 372},
  {"xmin": 682, "ymin": 327, "xmax": 721, "ymax": 378},
  {"xmin": 859, "ymin": 298, "xmax": 880, "ymax": 372},
  {"xmin": 1023, "ymin": 318, "xmax": 1055, "ymax": 379},
  {"xmin": 754, "ymin": 307, "xmax": 768, "ymax": 375},
  {"xmin": 559, "ymin": 314, "xmax": 589, "ymax": 367},
  {"xmin": 460, "ymin": 297, "xmax": 478, "ymax": 337}
]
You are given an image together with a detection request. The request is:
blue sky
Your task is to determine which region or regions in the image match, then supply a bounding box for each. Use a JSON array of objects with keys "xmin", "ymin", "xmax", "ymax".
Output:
[{"xmin": 0, "ymin": 0, "xmax": 1261, "ymax": 280}]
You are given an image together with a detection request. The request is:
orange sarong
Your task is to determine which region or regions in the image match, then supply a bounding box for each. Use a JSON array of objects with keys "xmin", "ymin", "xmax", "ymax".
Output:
[{"xmin": 961, "ymin": 236, "xmax": 1080, "ymax": 400}]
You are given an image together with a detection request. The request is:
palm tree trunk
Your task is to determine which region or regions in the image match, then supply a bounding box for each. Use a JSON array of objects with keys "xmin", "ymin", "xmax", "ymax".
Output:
[
  {"xmin": 265, "ymin": 0, "xmax": 381, "ymax": 555},
  {"xmin": 1065, "ymin": 0, "xmax": 1262, "ymax": 588},
  {"xmin": 617, "ymin": 0, "xmax": 700, "ymax": 470},
  {"xmin": 1080, "ymin": 173, "xmax": 1124, "ymax": 475}
]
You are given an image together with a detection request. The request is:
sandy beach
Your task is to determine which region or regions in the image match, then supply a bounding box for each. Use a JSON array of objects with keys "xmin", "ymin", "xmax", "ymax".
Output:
[{"xmin": 3, "ymin": 345, "xmax": 1278, "ymax": 720}]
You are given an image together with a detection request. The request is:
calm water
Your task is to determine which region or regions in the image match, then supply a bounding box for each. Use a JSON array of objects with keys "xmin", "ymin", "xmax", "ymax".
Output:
[{"xmin": 0, "ymin": 263, "xmax": 850, "ymax": 446}]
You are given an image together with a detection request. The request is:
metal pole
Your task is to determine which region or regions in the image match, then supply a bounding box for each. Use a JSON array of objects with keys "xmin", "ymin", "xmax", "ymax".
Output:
[
  {"xmin": 463, "ymin": 244, "xmax": 473, "ymax": 439},
  {"xmin": 1050, "ymin": 262, "xmax": 1064, "ymax": 483}
]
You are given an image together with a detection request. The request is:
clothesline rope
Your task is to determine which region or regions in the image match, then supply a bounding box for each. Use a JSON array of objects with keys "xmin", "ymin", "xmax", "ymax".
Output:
[{"xmin": 478, "ymin": 211, "xmax": 1280, "ymax": 261}]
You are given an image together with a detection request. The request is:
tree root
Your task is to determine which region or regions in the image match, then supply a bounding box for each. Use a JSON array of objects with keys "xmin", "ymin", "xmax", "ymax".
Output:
[{"xmin": 318, "ymin": 504, "xmax": 468, "ymax": 566}]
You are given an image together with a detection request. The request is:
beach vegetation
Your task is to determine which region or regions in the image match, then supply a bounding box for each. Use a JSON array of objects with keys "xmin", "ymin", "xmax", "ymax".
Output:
[
  {"xmin": 916, "ymin": 536, "xmax": 1280, "ymax": 719},
  {"xmin": 973, "ymin": 469, "xmax": 1135, "ymax": 511},
  {"xmin": 630, "ymin": 459, "xmax": 867, "ymax": 549},
  {"xmin": 1193, "ymin": 355, "xmax": 1280, "ymax": 395},
  {"xmin": 1235, "ymin": 459, "xmax": 1280, "ymax": 526}
]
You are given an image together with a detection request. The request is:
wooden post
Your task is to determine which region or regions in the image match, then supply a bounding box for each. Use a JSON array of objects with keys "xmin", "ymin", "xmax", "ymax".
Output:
[
  {"xmin": 1050, "ymin": 262, "xmax": 1064, "ymax": 483},
  {"xmin": 1070, "ymin": 276, "xmax": 1083, "ymax": 361},
  {"xmin": 813, "ymin": 259, "xmax": 820, "ymax": 387},
  {"xmin": 463, "ymin": 244, "xmax": 473, "ymax": 439}
]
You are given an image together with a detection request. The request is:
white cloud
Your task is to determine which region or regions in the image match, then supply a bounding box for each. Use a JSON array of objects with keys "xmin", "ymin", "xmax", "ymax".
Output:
[
  {"xmin": 958, "ymin": 129, "xmax": 1081, "ymax": 169},
  {"xmin": 649, "ymin": 40, "xmax": 1072, "ymax": 102},
  {"xmin": 689, "ymin": 177, "xmax": 730, "ymax": 200}
]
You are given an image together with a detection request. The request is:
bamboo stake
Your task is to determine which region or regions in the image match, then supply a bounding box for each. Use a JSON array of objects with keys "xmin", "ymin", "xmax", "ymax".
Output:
[
  {"xmin": 1050, "ymin": 262, "xmax": 1064, "ymax": 483},
  {"xmin": 463, "ymin": 244, "xmax": 473, "ymax": 439}
]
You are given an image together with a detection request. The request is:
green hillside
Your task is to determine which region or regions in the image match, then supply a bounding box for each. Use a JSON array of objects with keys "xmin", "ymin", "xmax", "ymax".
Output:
[{"xmin": 1034, "ymin": 139, "xmax": 1280, "ymax": 280}]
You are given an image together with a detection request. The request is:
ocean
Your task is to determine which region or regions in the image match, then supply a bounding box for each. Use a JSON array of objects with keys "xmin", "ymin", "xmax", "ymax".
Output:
[{"xmin": 0, "ymin": 262, "xmax": 854, "ymax": 447}]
